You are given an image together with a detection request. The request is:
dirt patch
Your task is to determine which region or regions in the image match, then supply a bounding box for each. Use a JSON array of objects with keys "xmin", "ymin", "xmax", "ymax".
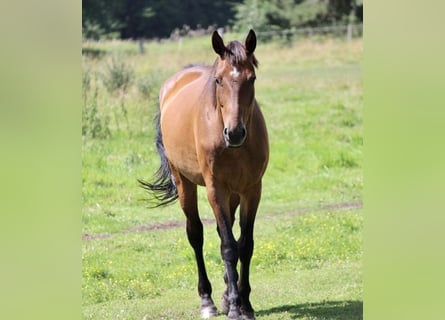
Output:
[{"xmin": 82, "ymin": 201, "xmax": 362, "ymax": 241}]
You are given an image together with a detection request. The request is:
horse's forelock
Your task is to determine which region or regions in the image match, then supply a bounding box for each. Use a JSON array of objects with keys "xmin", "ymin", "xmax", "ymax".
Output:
[
  {"xmin": 225, "ymin": 41, "xmax": 258, "ymax": 68},
  {"xmin": 226, "ymin": 41, "xmax": 246, "ymax": 65}
]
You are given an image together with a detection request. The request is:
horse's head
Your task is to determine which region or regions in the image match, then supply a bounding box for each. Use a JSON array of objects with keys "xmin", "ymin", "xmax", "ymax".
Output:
[{"xmin": 212, "ymin": 30, "xmax": 258, "ymax": 148}]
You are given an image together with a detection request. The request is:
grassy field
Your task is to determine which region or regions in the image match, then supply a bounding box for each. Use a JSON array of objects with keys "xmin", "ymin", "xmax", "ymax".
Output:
[{"xmin": 82, "ymin": 34, "xmax": 363, "ymax": 319}]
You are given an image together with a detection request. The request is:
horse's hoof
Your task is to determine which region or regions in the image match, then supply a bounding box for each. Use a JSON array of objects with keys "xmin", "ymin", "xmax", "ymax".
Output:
[
  {"xmin": 226, "ymin": 306, "xmax": 242, "ymax": 320},
  {"xmin": 221, "ymin": 294, "xmax": 229, "ymax": 315},
  {"xmin": 226, "ymin": 311, "xmax": 241, "ymax": 320},
  {"xmin": 240, "ymin": 306, "xmax": 255, "ymax": 320},
  {"xmin": 200, "ymin": 304, "xmax": 218, "ymax": 319},
  {"xmin": 241, "ymin": 311, "xmax": 256, "ymax": 320}
]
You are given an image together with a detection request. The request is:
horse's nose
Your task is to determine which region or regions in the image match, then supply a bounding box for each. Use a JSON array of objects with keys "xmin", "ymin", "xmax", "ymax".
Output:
[{"xmin": 223, "ymin": 125, "xmax": 246, "ymax": 147}]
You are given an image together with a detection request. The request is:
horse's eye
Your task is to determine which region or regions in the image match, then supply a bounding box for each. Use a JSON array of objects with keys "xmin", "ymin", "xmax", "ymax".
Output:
[
  {"xmin": 249, "ymin": 75, "xmax": 257, "ymax": 84},
  {"xmin": 215, "ymin": 78, "xmax": 222, "ymax": 86}
]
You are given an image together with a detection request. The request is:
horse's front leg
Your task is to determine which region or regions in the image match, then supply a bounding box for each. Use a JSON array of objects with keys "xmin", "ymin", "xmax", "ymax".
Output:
[
  {"xmin": 206, "ymin": 182, "xmax": 241, "ymax": 320},
  {"xmin": 220, "ymin": 194, "xmax": 240, "ymax": 316},
  {"xmin": 237, "ymin": 182, "xmax": 262, "ymax": 320}
]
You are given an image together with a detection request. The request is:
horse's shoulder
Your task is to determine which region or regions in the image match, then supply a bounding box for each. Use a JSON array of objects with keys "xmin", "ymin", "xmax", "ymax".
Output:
[{"xmin": 160, "ymin": 66, "xmax": 210, "ymax": 107}]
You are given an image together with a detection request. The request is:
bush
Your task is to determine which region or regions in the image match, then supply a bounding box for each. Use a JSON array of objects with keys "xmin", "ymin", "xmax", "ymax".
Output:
[
  {"xmin": 101, "ymin": 55, "xmax": 134, "ymax": 134},
  {"xmin": 102, "ymin": 55, "xmax": 133, "ymax": 95},
  {"xmin": 82, "ymin": 67, "xmax": 111, "ymax": 139}
]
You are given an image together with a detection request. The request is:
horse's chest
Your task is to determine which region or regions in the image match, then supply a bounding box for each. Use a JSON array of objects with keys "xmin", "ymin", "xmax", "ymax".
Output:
[{"xmin": 209, "ymin": 152, "xmax": 264, "ymax": 191}]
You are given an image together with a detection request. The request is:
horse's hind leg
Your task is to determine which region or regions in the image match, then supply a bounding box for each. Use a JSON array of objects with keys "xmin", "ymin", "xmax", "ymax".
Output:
[{"xmin": 173, "ymin": 170, "xmax": 217, "ymax": 318}]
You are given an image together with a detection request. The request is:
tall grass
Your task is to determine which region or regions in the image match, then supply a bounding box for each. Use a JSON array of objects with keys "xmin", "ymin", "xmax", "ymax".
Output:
[
  {"xmin": 81, "ymin": 35, "xmax": 362, "ymax": 224},
  {"xmin": 82, "ymin": 35, "xmax": 363, "ymax": 319}
]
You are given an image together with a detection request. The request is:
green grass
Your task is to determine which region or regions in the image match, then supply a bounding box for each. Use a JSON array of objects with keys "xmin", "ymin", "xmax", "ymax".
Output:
[
  {"xmin": 82, "ymin": 35, "xmax": 363, "ymax": 319},
  {"xmin": 83, "ymin": 209, "xmax": 363, "ymax": 319}
]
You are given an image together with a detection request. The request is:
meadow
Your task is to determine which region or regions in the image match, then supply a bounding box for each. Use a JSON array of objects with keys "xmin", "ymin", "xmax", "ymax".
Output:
[{"xmin": 82, "ymin": 33, "xmax": 363, "ymax": 319}]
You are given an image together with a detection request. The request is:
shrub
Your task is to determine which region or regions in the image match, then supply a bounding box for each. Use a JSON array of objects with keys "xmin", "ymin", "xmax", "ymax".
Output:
[
  {"xmin": 82, "ymin": 67, "xmax": 111, "ymax": 139},
  {"xmin": 101, "ymin": 55, "xmax": 134, "ymax": 135},
  {"xmin": 102, "ymin": 55, "xmax": 133, "ymax": 94}
]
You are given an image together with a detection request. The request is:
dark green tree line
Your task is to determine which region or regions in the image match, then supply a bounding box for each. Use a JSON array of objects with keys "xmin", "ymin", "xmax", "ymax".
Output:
[
  {"xmin": 82, "ymin": 0, "xmax": 363, "ymax": 40},
  {"xmin": 232, "ymin": 0, "xmax": 362, "ymax": 34},
  {"xmin": 82, "ymin": 0, "xmax": 234, "ymax": 39}
]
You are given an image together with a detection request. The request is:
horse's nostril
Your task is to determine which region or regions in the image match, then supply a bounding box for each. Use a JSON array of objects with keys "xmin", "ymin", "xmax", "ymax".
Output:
[{"xmin": 223, "ymin": 125, "xmax": 246, "ymax": 147}]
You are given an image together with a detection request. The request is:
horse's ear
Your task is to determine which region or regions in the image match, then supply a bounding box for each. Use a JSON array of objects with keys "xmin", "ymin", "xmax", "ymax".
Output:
[
  {"xmin": 212, "ymin": 31, "xmax": 226, "ymax": 58},
  {"xmin": 245, "ymin": 29, "xmax": 257, "ymax": 55}
]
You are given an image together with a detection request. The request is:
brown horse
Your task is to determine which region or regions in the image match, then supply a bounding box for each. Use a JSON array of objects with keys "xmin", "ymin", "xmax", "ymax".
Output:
[{"xmin": 140, "ymin": 30, "xmax": 269, "ymax": 320}]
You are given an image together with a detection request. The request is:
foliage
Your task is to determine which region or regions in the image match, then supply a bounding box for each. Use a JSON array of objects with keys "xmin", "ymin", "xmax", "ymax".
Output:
[
  {"xmin": 137, "ymin": 73, "xmax": 163, "ymax": 99},
  {"xmin": 82, "ymin": 66, "xmax": 111, "ymax": 139},
  {"xmin": 82, "ymin": 0, "xmax": 363, "ymax": 40},
  {"xmin": 82, "ymin": 0, "xmax": 124, "ymax": 40},
  {"xmin": 100, "ymin": 55, "xmax": 135, "ymax": 134},
  {"xmin": 232, "ymin": 0, "xmax": 363, "ymax": 40},
  {"xmin": 82, "ymin": 0, "xmax": 234, "ymax": 39},
  {"xmin": 327, "ymin": 0, "xmax": 363, "ymax": 24},
  {"xmin": 102, "ymin": 55, "xmax": 133, "ymax": 95}
]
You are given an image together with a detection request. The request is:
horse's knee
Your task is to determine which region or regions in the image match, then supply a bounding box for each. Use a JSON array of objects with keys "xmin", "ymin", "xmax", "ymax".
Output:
[{"xmin": 221, "ymin": 241, "xmax": 239, "ymax": 263}]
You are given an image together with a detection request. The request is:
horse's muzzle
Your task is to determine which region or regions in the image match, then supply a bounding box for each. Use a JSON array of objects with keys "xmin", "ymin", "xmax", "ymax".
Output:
[{"xmin": 223, "ymin": 124, "xmax": 247, "ymax": 148}]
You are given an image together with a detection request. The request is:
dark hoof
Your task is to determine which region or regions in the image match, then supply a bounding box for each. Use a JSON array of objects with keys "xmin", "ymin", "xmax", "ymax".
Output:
[
  {"xmin": 240, "ymin": 304, "xmax": 255, "ymax": 320},
  {"xmin": 240, "ymin": 310, "xmax": 255, "ymax": 320},
  {"xmin": 222, "ymin": 292, "xmax": 243, "ymax": 319},
  {"xmin": 227, "ymin": 308, "xmax": 241, "ymax": 320}
]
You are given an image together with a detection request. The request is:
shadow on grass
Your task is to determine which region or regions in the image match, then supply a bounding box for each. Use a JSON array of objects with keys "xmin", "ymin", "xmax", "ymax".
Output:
[
  {"xmin": 256, "ymin": 300, "xmax": 362, "ymax": 319},
  {"xmin": 82, "ymin": 47, "xmax": 106, "ymax": 58}
]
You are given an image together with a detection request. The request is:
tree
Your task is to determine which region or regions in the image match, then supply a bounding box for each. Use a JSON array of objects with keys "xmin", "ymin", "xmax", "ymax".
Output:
[
  {"xmin": 326, "ymin": 0, "xmax": 363, "ymax": 24},
  {"xmin": 232, "ymin": 0, "xmax": 327, "ymax": 38},
  {"xmin": 83, "ymin": 0, "xmax": 235, "ymax": 40},
  {"xmin": 232, "ymin": 0, "xmax": 363, "ymax": 39},
  {"xmin": 82, "ymin": 0, "xmax": 363, "ymax": 40},
  {"xmin": 82, "ymin": 0, "xmax": 124, "ymax": 39}
]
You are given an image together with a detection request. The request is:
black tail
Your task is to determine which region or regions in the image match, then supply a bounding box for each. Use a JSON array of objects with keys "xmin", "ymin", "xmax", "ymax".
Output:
[{"xmin": 138, "ymin": 112, "xmax": 178, "ymax": 207}]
